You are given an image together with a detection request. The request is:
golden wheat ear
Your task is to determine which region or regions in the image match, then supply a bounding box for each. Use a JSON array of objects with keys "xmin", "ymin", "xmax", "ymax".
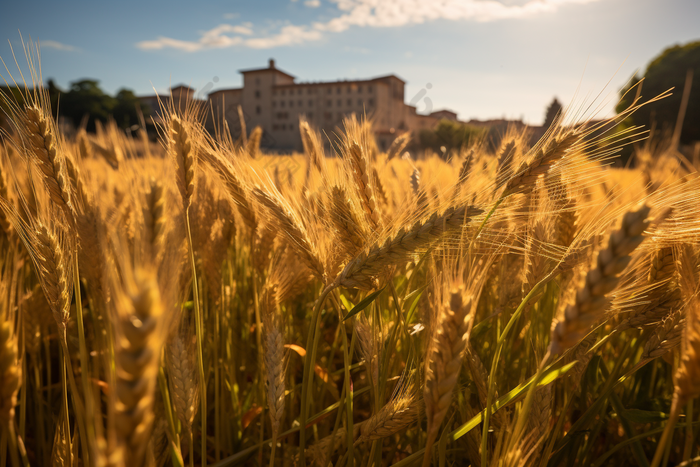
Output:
[
  {"xmin": 423, "ymin": 285, "xmax": 473, "ymax": 466},
  {"xmin": 23, "ymin": 105, "xmax": 76, "ymax": 224},
  {"xmin": 169, "ymin": 116, "xmax": 196, "ymax": 209},
  {"xmin": 199, "ymin": 149, "xmax": 257, "ymax": 232},
  {"xmin": 0, "ymin": 321, "xmax": 21, "ymax": 425},
  {"xmin": 328, "ymin": 185, "xmax": 367, "ymax": 260},
  {"xmin": 111, "ymin": 267, "xmax": 165, "ymax": 467},
  {"xmin": 336, "ymin": 204, "xmax": 482, "ymax": 290},
  {"xmin": 246, "ymin": 126, "xmax": 263, "ymax": 158},
  {"xmin": 346, "ymin": 141, "xmax": 382, "ymax": 230},
  {"xmin": 549, "ymin": 205, "xmax": 651, "ymax": 356},
  {"xmin": 260, "ymin": 282, "xmax": 286, "ymax": 440},
  {"xmin": 355, "ymin": 393, "xmax": 421, "ymax": 446},
  {"xmin": 252, "ymin": 187, "xmax": 326, "ymax": 281},
  {"xmin": 166, "ymin": 328, "xmax": 200, "ymax": 437}
]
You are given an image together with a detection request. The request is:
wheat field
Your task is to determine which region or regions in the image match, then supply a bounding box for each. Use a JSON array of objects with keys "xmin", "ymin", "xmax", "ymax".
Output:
[{"xmin": 1, "ymin": 51, "xmax": 700, "ymax": 467}]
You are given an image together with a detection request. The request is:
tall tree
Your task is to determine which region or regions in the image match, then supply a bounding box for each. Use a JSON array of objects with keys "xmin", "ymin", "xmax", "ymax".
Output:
[
  {"xmin": 544, "ymin": 98, "xmax": 562, "ymax": 129},
  {"xmin": 617, "ymin": 40, "xmax": 700, "ymax": 144},
  {"xmin": 59, "ymin": 79, "xmax": 115, "ymax": 131},
  {"xmin": 113, "ymin": 89, "xmax": 148, "ymax": 129}
]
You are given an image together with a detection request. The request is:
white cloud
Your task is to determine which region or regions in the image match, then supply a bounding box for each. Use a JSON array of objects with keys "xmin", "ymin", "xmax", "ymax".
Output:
[
  {"xmin": 245, "ymin": 25, "xmax": 323, "ymax": 49},
  {"xmin": 137, "ymin": 0, "xmax": 602, "ymax": 51},
  {"xmin": 40, "ymin": 40, "xmax": 77, "ymax": 51},
  {"xmin": 137, "ymin": 24, "xmax": 250, "ymax": 51}
]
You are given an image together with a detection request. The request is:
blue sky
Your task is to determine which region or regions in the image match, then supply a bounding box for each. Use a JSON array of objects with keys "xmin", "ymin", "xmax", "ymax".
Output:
[{"xmin": 1, "ymin": 0, "xmax": 698, "ymax": 124}]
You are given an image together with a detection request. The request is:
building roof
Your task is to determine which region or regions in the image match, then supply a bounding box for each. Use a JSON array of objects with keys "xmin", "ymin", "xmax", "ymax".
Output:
[
  {"xmin": 171, "ymin": 84, "xmax": 196, "ymax": 92},
  {"xmin": 430, "ymin": 109, "xmax": 458, "ymax": 116},
  {"xmin": 372, "ymin": 74, "xmax": 406, "ymax": 84},
  {"xmin": 239, "ymin": 59, "xmax": 296, "ymax": 80},
  {"xmin": 208, "ymin": 87, "xmax": 242, "ymax": 95},
  {"xmin": 272, "ymin": 75, "xmax": 406, "ymax": 90}
]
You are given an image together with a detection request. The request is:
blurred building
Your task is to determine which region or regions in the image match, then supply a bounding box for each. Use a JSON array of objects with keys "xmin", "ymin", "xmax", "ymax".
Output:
[{"xmin": 141, "ymin": 59, "xmax": 455, "ymax": 152}]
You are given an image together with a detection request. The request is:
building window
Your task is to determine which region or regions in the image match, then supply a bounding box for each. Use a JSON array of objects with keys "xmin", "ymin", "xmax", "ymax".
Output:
[
  {"xmin": 338, "ymin": 112, "xmax": 344, "ymax": 119},
  {"xmin": 368, "ymin": 98, "xmax": 374, "ymax": 106},
  {"xmin": 368, "ymin": 86, "xmax": 373, "ymax": 93},
  {"xmin": 336, "ymin": 87, "xmax": 341, "ymax": 94},
  {"xmin": 298, "ymin": 89, "xmax": 302, "ymax": 95},
  {"xmin": 324, "ymin": 112, "xmax": 332, "ymax": 120},
  {"xmin": 337, "ymin": 99, "xmax": 341, "ymax": 106},
  {"xmin": 327, "ymin": 88, "xmax": 332, "ymax": 94},
  {"xmin": 281, "ymin": 124, "xmax": 286, "ymax": 130},
  {"xmin": 281, "ymin": 101, "xmax": 285, "ymax": 108},
  {"xmin": 290, "ymin": 101, "xmax": 294, "ymax": 108},
  {"xmin": 326, "ymin": 100, "xmax": 332, "ymax": 107},
  {"xmin": 256, "ymin": 106, "xmax": 261, "ymax": 115},
  {"xmin": 298, "ymin": 100, "xmax": 303, "ymax": 107},
  {"xmin": 308, "ymin": 100, "xmax": 313, "ymax": 107},
  {"xmin": 358, "ymin": 85, "xmax": 362, "ymax": 92},
  {"xmin": 347, "ymin": 99, "xmax": 352, "ymax": 106},
  {"xmin": 308, "ymin": 112, "xmax": 313, "ymax": 119},
  {"xmin": 273, "ymin": 124, "xmax": 279, "ymax": 130},
  {"xmin": 255, "ymin": 90, "xmax": 260, "ymax": 98}
]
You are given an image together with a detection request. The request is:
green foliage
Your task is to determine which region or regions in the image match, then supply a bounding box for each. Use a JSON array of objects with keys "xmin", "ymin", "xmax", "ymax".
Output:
[
  {"xmin": 617, "ymin": 40, "xmax": 700, "ymax": 144},
  {"xmin": 419, "ymin": 119, "xmax": 486, "ymax": 156},
  {"xmin": 112, "ymin": 88, "xmax": 146, "ymax": 129},
  {"xmin": 544, "ymin": 97, "xmax": 562, "ymax": 128},
  {"xmin": 1, "ymin": 79, "xmax": 148, "ymax": 132},
  {"xmin": 59, "ymin": 80, "xmax": 148, "ymax": 131},
  {"xmin": 60, "ymin": 79, "xmax": 115, "ymax": 130}
]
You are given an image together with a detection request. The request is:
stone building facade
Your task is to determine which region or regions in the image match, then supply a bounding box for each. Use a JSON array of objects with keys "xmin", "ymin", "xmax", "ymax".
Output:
[{"xmin": 142, "ymin": 59, "xmax": 453, "ymax": 152}]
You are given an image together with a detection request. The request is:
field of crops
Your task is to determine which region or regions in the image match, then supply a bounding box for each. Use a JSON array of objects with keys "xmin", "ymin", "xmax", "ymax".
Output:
[{"xmin": 1, "ymin": 55, "xmax": 699, "ymax": 467}]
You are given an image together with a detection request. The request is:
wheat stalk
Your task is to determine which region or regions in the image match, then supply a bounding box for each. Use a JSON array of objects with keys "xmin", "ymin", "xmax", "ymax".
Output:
[
  {"xmin": 24, "ymin": 105, "xmax": 75, "ymax": 222},
  {"xmin": 252, "ymin": 187, "xmax": 326, "ymax": 281},
  {"xmin": 347, "ymin": 141, "xmax": 382, "ymax": 230},
  {"xmin": 33, "ymin": 223, "xmax": 73, "ymax": 330},
  {"xmin": 0, "ymin": 321, "xmax": 21, "ymax": 425},
  {"xmin": 166, "ymin": 332, "xmax": 200, "ymax": 436},
  {"xmin": 457, "ymin": 149, "xmax": 474, "ymax": 186},
  {"xmin": 372, "ymin": 168, "xmax": 389, "ymax": 207},
  {"xmin": 170, "ymin": 116, "xmax": 196, "ymax": 208},
  {"xmin": 199, "ymin": 150, "xmax": 257, "ymax": 231},
  {"xmin": 504, "ymin": 133, "xmax": 578, "ymax": 196},
  {"xmin": 386, "ymin": 131, "xmax": 411, "ymax": 161},
  {"xmin": 355, "ymin": 394, "xmax": 420, "ymax": 444},
  {"xmin": 112, "ymin": 268, "xmax": 164, "ymax": 467},
  {"xmin": 0, "ymin": 160, "xmax": 12, "ymax": 238},
  {"xmin": 355, "ymin": 318, "xmax": 380, "ymax": 386},
  {"xmin": 549, "ymin": 205, "xmax": 651, "ymax": 355},
  {"xmin": 643, "ymin": 309, "xmax": 685, "ymax": 359},
  {"xmin": 423, "ymin": 286, "xmax": 472, "ymax": 466},
  {"xmin": 651, "ymin": 246, "xmax": 700, "ymax": 467},
  {"xmin": 617, "ymin": 246, "xmax": 680, "ymax": 331},
  {"xmin": 336, "ymin": 204, "xmax": 482, "ymax": 290},
  {"xmin": 143, "ymin": 177, "xmax": 166, "ymax": 259},
  {"xmin": 246, "ymin": 126, "xmax": 263, "ymax": 158},
  {"xmin": 465, "ymin": 343, "xmax": 507, "ymax": 429},
  {"xmin": 329, "ymin": 186, "xmax": 367, "ymax": 259},
  {"xmin": 261, "ymin": 282, "xmax": 285, "ymax": 442},
  {"xmin": 300, "ymin": 120, "xmax": 325, "ymax": 178},
  {"xmin": 495, "ymin": 140, "xmax": 516, "ymax": 183}
]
